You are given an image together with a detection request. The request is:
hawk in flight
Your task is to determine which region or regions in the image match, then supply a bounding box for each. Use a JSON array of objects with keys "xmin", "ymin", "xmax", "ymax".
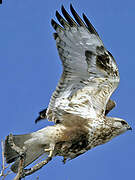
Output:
[{"xmin": 4, "ymin": 4, "xmax": 131, "ymax": 176}]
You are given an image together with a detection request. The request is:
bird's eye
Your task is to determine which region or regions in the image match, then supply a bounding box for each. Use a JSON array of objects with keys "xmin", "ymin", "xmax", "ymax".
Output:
[{"xmin": 121, "ymin": 121, "xmax": 127, "ymax": 125}]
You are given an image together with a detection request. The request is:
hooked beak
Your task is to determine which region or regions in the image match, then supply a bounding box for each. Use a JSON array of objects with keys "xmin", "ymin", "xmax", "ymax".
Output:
[{"xmin": 127, "ymin": 126, "xmax": 132, "ymax": 131}]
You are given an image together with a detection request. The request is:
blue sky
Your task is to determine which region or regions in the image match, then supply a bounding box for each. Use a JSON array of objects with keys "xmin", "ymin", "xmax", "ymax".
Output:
[{"xmin": 0, "ymin": 0, "xmax": 135, "ymax": 179}]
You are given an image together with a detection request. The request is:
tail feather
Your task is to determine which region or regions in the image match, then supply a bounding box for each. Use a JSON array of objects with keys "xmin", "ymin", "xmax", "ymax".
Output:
[
  {"xmin": 5, "ymin": 135, "xmax": 18, "ymax": 164},
  {"xmin": 4, "ymin": 134, "xmax": 46, "ymax": 173},
  {"xmin": 5, "ymin": 134, "xmax": 31, "ymax": 163}
]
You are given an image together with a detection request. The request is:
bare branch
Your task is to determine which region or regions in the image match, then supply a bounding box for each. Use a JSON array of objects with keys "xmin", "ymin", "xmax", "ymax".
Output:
[
  {"xmin": 13, "ymin": 157, "xmax": 25, "ymax": 180},
  {"xmin": 0, "ymin": 140, "xmax": 12, "ymax": 180}
]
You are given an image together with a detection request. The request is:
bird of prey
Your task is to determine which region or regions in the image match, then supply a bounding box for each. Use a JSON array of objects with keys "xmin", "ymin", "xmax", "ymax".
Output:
[{"xmin": 4, "ymin": 4, "xmax": 131, "ymax": 175}]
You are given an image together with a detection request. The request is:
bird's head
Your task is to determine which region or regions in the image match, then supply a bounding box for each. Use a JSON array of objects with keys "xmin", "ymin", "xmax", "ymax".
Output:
[{"xmin": 105, "ymin": 117, "xmax": 132, "ymax": 137}]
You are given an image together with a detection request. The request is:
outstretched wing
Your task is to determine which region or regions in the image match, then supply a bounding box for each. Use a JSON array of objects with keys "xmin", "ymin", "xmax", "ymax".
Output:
[{"xmin": 47, "ymin": 4, "xmax": 119, "ymax": 123}]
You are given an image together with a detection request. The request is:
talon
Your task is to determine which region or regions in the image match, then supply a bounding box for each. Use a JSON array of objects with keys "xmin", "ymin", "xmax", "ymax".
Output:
[
  {"xmin": 44, "ymin": 148, "xmax": 53, "ymax": 157},
  {"xmin": 44, "ymin": 144, "xmax": 55, "ymax": 157},
  {"xmin": 44, "ymin": 148, "xmax": 51, "ymax": 152},
  {"xmin": 48, "ymin": 150, "xmax": 53, "ymax": 157}
]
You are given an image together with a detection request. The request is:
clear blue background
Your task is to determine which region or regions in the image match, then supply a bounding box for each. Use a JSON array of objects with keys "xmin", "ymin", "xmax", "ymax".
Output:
[{"xmin": 0, "ymin": 0, "xmax": 134, "ymax": 179}]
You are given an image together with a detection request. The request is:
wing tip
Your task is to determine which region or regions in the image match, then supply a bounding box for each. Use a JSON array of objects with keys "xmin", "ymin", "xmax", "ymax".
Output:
[
  {"xmin": 70, "ymin": 3, "xmax": 73, "ymax": 10},
  {"xmin": 35, "ymin": 108, "xmax": 47, "ymax": 124},
  {"xmin": 35, "ymin": 117, "xmax": 42, "ymax": 124},
  {"xmin": 61, "ymin": 4, "xmax": 65, "ymax": 12},
  {"xmin": 51, "ymin": 19, "xmax": 56, "ymax": 28},
  {"xmin": 70, "ymin": 3, "xmax": 75, "ymax": 14}
]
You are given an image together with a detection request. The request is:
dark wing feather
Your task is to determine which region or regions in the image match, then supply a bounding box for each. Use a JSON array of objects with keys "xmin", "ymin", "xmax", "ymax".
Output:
[
  {"xmin": 51, "ymin": 19, "xmax": 64, "ymax": 31},
  {"xmin": 61, "ymin": 5, "xmax": 77, "ymax": 27},
  {"xmin": 35, "ymin": 108, "xmax": 47, "ymax": 123},
  {"xmin": 70, "ymin": 4, "xmax": 86, "ymax": 27},
  {"xmin": 105, "ymin": 99, "xmax": 116, "ymax": 115},
  {"xmin": 56, "ymin": 10, "xmax": 70, "ymax": 28},
  {"xmin": 83, "ymin": 13, "xmax": 100, "ymax": 37}
]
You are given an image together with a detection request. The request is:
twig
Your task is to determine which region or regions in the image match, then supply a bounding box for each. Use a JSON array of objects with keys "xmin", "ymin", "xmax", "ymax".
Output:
[
  {"xmin": 13, "ymin": 157, "xmax": 25, "ymax": 180},
  {"xmin": 0, "ymin": 140, "xmax": 12, "ymax": 179}
]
